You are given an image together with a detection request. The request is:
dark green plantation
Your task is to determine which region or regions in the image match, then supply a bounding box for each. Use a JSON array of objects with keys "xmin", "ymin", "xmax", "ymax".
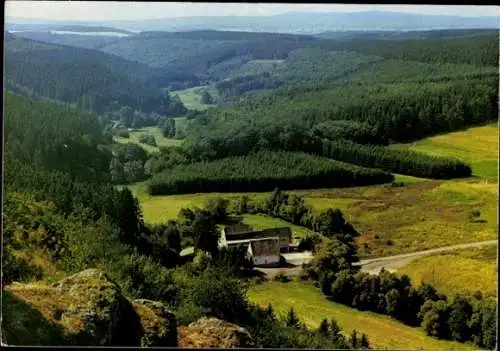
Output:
[
  {"xmin": 4, "ymin": 34, "xmax": 187, "ymax": 117},
  {"xmin": 148, "ymin": 151, "xmax": 393, "ymax": 195}
]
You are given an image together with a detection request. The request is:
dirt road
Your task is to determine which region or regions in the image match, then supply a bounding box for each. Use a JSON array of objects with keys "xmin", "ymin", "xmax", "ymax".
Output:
[{"xmin": 258, "ymin": 239, "xmax": 497, "ymax": 277}]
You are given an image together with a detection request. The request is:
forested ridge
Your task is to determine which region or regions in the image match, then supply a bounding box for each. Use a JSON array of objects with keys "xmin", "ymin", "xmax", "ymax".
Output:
[
  {"xmin": 315, "ymin": 33, "xmax": 499, "ymax": 66},
  {"xmin": 4, "ymin": 34, "xmax": 187, "ymax": 116}
]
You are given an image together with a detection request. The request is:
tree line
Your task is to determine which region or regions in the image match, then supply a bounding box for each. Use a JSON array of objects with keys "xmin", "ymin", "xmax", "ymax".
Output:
[
  {"xmin": 180, "ymin": 120, "xmax": 472, "ymax": 180},
  {"xmin": 320, "ymin": 139, "xmax": 472, "ymax": 179},
  {"xmin": 147, "ymin": 151, "xmax": 393, "ymax": 195}
]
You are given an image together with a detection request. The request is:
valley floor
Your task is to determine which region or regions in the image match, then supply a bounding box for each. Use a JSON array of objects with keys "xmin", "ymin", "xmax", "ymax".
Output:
[{"xmin": 129, "ymin": 177, "xmax": 497, "ymax": 259}]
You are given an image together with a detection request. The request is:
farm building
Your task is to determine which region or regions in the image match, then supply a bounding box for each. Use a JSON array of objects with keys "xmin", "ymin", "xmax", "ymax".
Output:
[
  {"xmin": 247, "ymin": 237, "xmax": 281, "ymax": 266},
  {"xmin": 220, "ymin": 224, "xmax": 292, "ymax": 252},
  {"xmin": 218, "ymin": 223, "xmax": 291, "ymax": 267}
]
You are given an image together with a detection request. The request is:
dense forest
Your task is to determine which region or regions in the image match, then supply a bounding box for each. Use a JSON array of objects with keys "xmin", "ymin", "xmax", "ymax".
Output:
[
  {"xmin": 148, "ymin": 151, "xmax": 393, "ymax": 195},
  {"xmin": 4, "ymin": 34, "xmax": 187, "ymax": 117}
]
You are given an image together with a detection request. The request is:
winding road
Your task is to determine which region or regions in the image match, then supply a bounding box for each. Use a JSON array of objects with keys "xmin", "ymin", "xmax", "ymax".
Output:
[{"xmin": 258, "ymin": 239, "xmax": 497, "ymax": 277}]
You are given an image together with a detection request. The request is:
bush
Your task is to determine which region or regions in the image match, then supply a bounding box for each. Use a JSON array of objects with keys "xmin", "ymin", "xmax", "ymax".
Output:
[
  {"xmin": 2, "ymin": 248, "xmax": 43, "ymax": 284},
  {"xmin": 117, "ymin": 129, "xmax": 130, "ymax": 138},
  {"xmin": 139, "ymin": 134, "xmax": 157, "ymax": 147},
  {"xmin": 469, "ymin": 209, "xmax": 481, "ymax": 222},
  {"xmin": 273, "ymin": 271, "xmax": 290, "ymax": 283},
  {"xmin": 180, "ymin": 267, "xmax": 249, "ymax": 324}
]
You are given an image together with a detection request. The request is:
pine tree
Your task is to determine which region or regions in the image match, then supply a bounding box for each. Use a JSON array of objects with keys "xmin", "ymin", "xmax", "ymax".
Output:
[
  {"xmin": 285, "ymin": 307, "xmax": 301, "ymax": 328},
  {"xmin": 360, "ymin": 333, "xmax": 370, "ymax": 349},
  {"xmin": 318, "ymin": 318, "xmax": 330, "ymax": 336},
  {"xmin": 265, "ymin": 303, "xmax": 276, "ymax": 321},
  {"xmin": 330, "ymin": 318, "xmax": 342, "ymax": 341},
  {"xmin": 349, "ymin": 329, "xmax": 358, "ymax": 348}
]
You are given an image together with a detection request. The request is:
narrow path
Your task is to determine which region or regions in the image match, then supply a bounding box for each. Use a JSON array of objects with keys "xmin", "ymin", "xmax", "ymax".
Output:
[{"xmin": 257, "ymin": 239, "xmax": 497, "ymax": 277}]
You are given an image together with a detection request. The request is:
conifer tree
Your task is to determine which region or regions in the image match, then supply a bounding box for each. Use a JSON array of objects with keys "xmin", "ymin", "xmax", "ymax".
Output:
[{"xmin": 318, "ymin": 318, "xmax": 330, "ymax": 336}]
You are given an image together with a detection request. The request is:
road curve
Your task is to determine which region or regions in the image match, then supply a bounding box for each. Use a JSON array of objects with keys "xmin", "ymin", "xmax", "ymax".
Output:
[
  {"xmin": 356, "ymin": 239, "xmax": 498, "ymax": 274},
  {"xmin": 258, "ymin": 239, "xmax": 497, "ymax": 277},
  {"xmin": 355, "ymin": 239, "xmax": 498, "ymax": 266}
]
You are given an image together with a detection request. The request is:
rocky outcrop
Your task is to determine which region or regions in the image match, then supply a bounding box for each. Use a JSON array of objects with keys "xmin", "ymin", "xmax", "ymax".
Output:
[
  {"xmin": 132, "ymin": 299, "xmax": 177, "ymax": 347},
  {"xmin": 3, "ymin": 269, "xmax": 177, "ymax": 347},
  {"xmin": 178, "ymin": 317, "xmax": 254, "ymax": 348}
]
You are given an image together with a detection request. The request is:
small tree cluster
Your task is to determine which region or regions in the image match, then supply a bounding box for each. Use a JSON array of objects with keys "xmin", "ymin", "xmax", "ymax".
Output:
[{"xmin": 139, "ymin": 133, "xmax": 157, "ymax": 147}]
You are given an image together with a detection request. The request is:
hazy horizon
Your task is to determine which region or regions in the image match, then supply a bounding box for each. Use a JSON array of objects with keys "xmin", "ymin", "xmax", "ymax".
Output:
[{"xmin": 5, "ymin": 2, "xmax": 500, "ymax": 22}]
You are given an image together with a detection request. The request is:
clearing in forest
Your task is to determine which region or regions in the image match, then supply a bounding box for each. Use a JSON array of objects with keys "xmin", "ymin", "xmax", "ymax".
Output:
[{"xmin": 113, "ymin": 126, "xmax": 182, "ymax": 153}]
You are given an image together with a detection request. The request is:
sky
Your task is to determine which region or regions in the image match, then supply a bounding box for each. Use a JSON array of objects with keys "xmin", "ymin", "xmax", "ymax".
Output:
[{"xmin": 5, "ymin": 2, "xmax": 500, "ymax": 21}]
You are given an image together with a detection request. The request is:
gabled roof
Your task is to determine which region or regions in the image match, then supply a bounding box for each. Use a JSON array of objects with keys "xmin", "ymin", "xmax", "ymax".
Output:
[
  {"xmin": 260, "ymin": 227, "xmax": 292, "ymax": 238},
  {"xmin": 225, "ymin": 226, "xmax": 292, "ymax": 240},
  {"xmin": 223, "ymin": 223, "xmax": 254, "ymax": 236}
]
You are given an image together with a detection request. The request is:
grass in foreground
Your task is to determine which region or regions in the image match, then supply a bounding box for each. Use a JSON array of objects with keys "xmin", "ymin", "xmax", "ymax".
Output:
[
  {"xmin": 397, "ymin": 244, "xmax": 497, "ymax": 298},
  {"xmin": 128, "ymin": 178, "xmax": 497, "ymax": 259},
  {"xmin": 113, "ymin": 126, "xmax": 182, "ymax": 153},
  {"xmin": 392, "ymin": 123, "xmax": 498, "ymax": 180},
  {"xmin": 247, "ymin": 281, "xmax": 474, "ymax": 350}
]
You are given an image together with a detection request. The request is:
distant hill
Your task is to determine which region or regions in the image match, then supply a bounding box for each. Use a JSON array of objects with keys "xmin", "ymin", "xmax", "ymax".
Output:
[
  {"xmin": 314, "ymin": 28, "xmax": 500, "ymax": 41},
  {"xmin": 51, "ymin": 25, "xmax": 133, "ymax": 34},
  {"xmin": 11, "ymin": 29, "xmax": 320, "ymax": 89},
  {"xmin": 6, "ymin": 11, "xmax": 499, "ymax": 34}
]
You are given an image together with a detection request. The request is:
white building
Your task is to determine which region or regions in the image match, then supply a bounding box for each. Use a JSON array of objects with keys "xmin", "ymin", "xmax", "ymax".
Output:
[{"xmin": 246, "ymin": 237, "xmax": 281, "ymax": 267}]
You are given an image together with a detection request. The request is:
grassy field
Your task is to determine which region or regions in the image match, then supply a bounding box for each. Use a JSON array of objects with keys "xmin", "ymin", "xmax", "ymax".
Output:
[
  {"xmin": 247, "ymin": 281, "xmax": 474, "ymax": 350},
  {"xmin": 113, "ymin": 126, "xmax": 182, "ymax": 153},
  {"xmin": 128, "ymin": 177, "xmax": 497, "ymax": 259},
  {"xmin": 127, "ymin": 182, "xmax": 267, "ymax": 223},
  {"xmin": 392, "ymin": 123, "xmax": 498, "ymax": 180},
  {"xmin": 398, "ymin": 244, "xmax": 497, "ymax": 298},
  {"xmin": 171, "ymin": 86, "xmax": 219, "ymax": 111}
]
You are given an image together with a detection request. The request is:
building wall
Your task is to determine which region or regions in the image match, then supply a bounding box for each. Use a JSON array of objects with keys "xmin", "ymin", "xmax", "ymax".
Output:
[{"xmin": 252, "ymin": 254, "xmax": 280, "ymax": 267}]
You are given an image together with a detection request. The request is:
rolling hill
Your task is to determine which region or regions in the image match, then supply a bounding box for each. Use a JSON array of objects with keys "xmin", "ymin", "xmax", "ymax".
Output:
[{"xmin": 4, "ymin": 34, "xmax": 186, "ymax": 116}]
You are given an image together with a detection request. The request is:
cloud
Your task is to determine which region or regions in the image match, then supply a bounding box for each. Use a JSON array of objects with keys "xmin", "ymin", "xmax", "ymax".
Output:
[{"xmin": 5, "ymin": 1, "xmax": 500, "ymax": 21}]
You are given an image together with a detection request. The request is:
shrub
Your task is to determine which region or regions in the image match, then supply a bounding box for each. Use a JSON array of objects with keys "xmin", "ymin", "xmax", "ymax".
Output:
[
  {"xmin": 274, "ymin": 271, "xmax": 290, "ymax": 283},
  {"xmin": 139, "ymin": 134, "xmax": 157, "ymax": 147},
  {"xmin": 117, "ymin": 129, "xmax": 130, "ymax": 138}
]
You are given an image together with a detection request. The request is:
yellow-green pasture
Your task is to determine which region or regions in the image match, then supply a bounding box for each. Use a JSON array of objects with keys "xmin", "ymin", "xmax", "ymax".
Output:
[{"xmin": 247, "ymin": 281, "xmax": 474, "ymax": 350}]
